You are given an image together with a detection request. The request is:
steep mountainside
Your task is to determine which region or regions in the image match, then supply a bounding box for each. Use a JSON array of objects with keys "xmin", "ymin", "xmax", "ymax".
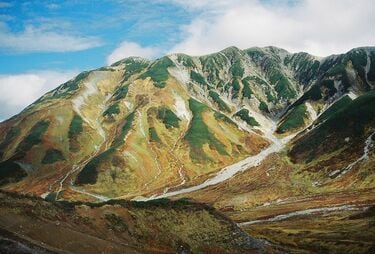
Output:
[
  {"xmin": 0, "ymin": 46, "xmax": 374, "ymax": 203},
  {"xmin": 1, "ymin": 45, "xmax": 375, "ymax": 253}
]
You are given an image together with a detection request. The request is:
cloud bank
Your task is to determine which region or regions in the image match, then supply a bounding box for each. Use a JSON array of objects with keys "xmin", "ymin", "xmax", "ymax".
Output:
[
  {"xmin": 0, "ymin": 71, "xmax": 77, "ymax": 121},
  {"xmin": 169, "ymin": 0, "xmax": 375, "ymax": 56},
  {"xmin": 106, "ymin": 41, "xmax": 160, "ymax": 65},
  {"xmin": 0, "ymin": 23, "xmax": 103, "ymax": 53}
]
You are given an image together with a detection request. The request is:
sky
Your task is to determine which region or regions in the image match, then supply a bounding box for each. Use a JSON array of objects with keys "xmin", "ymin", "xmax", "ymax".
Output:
[{"xmin": 0, "ymin": 0, "xmax": 375, "ymax": 120}]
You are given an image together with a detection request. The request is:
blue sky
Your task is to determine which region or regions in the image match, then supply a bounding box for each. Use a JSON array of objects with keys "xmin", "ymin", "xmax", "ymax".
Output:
[
  {"xmin": 0, "ymin": 0, "xmax": 194, "ymax": 73},
  {"xmin": 0, "ymin": 0, "xmax": 374, "ymax": 120}
]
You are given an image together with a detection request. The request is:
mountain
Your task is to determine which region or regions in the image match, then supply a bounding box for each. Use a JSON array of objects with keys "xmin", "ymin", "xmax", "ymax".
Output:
[{"xmin": 0, "ymin": 46, "xmax": 374, "ymax": 253}]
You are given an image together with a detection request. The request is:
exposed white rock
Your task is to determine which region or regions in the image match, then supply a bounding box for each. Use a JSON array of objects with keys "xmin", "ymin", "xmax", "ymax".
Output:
[
  {"xmin": 238, "ymin": 204, "xmax": 370, "ymax": 226},
  {"xmin": 305, "ymin": 102, "xmax": 317, "ymax": 121},
  {"xmin": 173, "ymin": 92, "xmax": 191, "ymax": 121},
  {"xmin": 347, "ymin": 91, "xmax": 357, "ymax": 100}
]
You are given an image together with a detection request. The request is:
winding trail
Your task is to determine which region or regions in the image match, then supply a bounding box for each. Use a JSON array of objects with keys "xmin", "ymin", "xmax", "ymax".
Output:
[{"xmin": 238, "ymin": 203, "xmax": 371, "ymax": 226}]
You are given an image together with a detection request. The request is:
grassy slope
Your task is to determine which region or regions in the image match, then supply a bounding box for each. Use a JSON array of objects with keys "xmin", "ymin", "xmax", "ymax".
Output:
[
  {"xmin": 316, "ymin": 95, "xmax": 352, "ymax": 123},
  {"xmin": 208, "ymin": 90, "xmax": 231, "ymax": 112},
  {"xmin": 140, "ymin": 57, "xmax": 174, "ymax": 88},
  {"xmin": 184, "ymin": 99, "xmax": 228, "ymax": 161},
  {"xmin": 156, "ymin": 107, "xmax": 181, "ymax": 129},
  {"xmin": 234, "ymin": 109, "xmax": 259, "ymax": 127},
  {"xmin": 76, "ymin": 112, "xmax": 136, "ymax": 185},
  {"xmin": 41, "ymin": 149, "xmax": 65, "ymax": 164},
  {"xmin": 290, "ymin": 90, "xmax": 375, "ymax": 163},
  {"xmin": 277, "ymin": 104, "xmax": 308, "ymax": 133}
]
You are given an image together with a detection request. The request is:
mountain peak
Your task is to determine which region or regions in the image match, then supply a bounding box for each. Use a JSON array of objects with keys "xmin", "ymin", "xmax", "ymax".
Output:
[{"xmin": 110, "ymin": 56, "xmax": 151, "ymax": 67}]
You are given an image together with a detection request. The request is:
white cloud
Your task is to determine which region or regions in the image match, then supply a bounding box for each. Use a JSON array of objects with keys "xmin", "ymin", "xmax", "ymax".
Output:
[
  {"xmin": 170, "ymin": 0, "xmax": 375, "ymax": 57},
  {"xmin": 106, "ymin": 41, "xmax": 161, "ymax": 65},
  {"xmin": 0, "ymin": 70, "xmax": 77, "ymax": 120},
  {"xmin": 0, "ymin": 22, "xmax": 103, "ymax": 53}
]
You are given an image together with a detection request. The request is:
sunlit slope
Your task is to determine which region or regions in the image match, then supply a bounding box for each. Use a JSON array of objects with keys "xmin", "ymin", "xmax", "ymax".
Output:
[
  {"xmin": 0, "ymin": 46, "xmax": 374, "ymax": 201},
  {"xmin": 0, "ymin": 55, "xmax": 269, "ymax": 199}
]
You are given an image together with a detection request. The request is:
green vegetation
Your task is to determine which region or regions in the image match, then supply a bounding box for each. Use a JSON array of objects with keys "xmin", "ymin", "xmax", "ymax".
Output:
[
  {"xmin": 230, "ymin": 60, "xmax": 244, "ymax": 78},
  {"xmin": 44, "ymin": 192, "xmax": 58, "ymax": 202},
  {"xmin": 157, "ymin": 107, "xmax": 181, "ymax": 129},
  {"xmin": 76, "ymin": 112, "xmax": 135, "ymax": 185},
  {"xmin": 243, "ymin": 76, "xmax": 277, "ymax": 103},
  {"xmin": 0, "ymin": 159, "xmax": 27, "ymax": 186},
  {"xmin": 112, "ymin": 112, "xmax": 136, "ymax": 147},
  {"xmin": 177, "ymin": 54, "xmax": 196, "ymax": 68},
  {"xmin": 246, "ymin": 76, "xmax": 267, "ymax": 86},
  {"xmin": 259, "ymin": 101, "xmax": 269, "ymax": 113},
  {"xmin": 246, "ymin": 48, "xmax": 266, "ymax": 59},
  {"xmin": 149, "ymin": 127, "xmax": 161, "ymax": 142},
  {"xmin": 324, "ymin": 54, "xmax": 354, "ymax": 91},
  {"xmin": 368, "ymin": 52, "xmax": 375, "ymax": 81},
  {"xmin": 31, "ymin": 71, "xmax": 90, "ymax": 108},
  {"xmin": 122, "ymin": 59, "xmax": 150, "ymax": 81},
  {"xmin": 208, "ymin": 90, "xmax": 230, "ymax": 112},
  {"xmin": 290, "ymin": 90, "xmax": 375, "ymax": 162},
  {"xmin": 0, "ymin": 126, "xmax": 20, "ymax": 159},
  {"xmin": 103, "ymin": 103, "xmax": 120, "ymax": 117},
  {"xmin": 241, "ymin": 78, "xmax": 253, "ymax": 99},
  {"xmin": 140, "ymin": 57, "xmax": 174, "ymax": 88},
  {"xmin": 68, "ymin": 114, "xmax": 83, "ymax": 152},
  {"xmin": 277, "ymin": 104, "xmax": 308, "ymax": 133},
  {"xmin": 105, "ymin": 213, "xmax": 129, "ymax": 232},
  {"xmin": 199, "ymin": 53, "xmax": 227, "ymax": 84},
  {"xmin": 271, "ymin": 72, "xmax": 296, "ymax": 100},
  {"xmin": 231, "ymin": 79, "xmax": 241, "ymax": 99},
  {"xmin": 284, "ymin": 53, "xmax": 320, "ymax": 85},
  {"xmin": 59, "ymin": 72, "xmax": 89, "ymax": 94},
  {"xmin": 68, "ymin": 115, "xmax": 83, "ymax": 139},
  {"xmin": 190, "ymin": 70, "xmax": 207, "ymax": 87},
  {"xmin": 16, "ymin": 121, "xmax": 50, "ymax": 154},
  {"xmin": 110, "ymin": 57, "xmax": 150, "ymax": 80},
  {"xmin": 75, "ymin": 148, "xmax": 114, "ymax": 185},
  {"xmin": 327, "ymin": 61, "xmax": 346, "ymax": 76},
  {"xmin": 348, "ymin": 50, "xmax": 367, "ymax": 81},
  {"xmin": 248, "ymin": 48, "xmax": 297, "ymax": 101},
  {"xmin": 317, "ymin": 95, "xmax": 352, "ymax": 123},
  {"xmin": 294, "ymin": 80, "xmax": 337, "ymax": 107},
  {"xmin": 184, "ymin": 99, "xmax": 227, "ymax": 161},
  {"xmin": 42, "ymin": 149, "xmax": 65, "ymax": 164},
  {"xmin": 297, "ymin": 84, "xmax": 322, "ymax": 102},
  {"xmin": 214, "ymin": 112, "xmax": 236, "ymax": 126},
  {"xmin": 113, "ymin": 85, "xmax": 129, "ymax": 101},
  {"xmin": 234, "ymin": 109, "xmax": 259, "ymax": 127}
]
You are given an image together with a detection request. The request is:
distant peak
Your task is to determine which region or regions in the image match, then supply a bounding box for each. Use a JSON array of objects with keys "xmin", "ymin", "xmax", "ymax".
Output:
[
  {"xmin": 220, "ymin": 46, "xmax": 242, "ymax": 52},
  {"xmin": 110, "ymin": 56, "xmax": 151, "ymax": 67}
]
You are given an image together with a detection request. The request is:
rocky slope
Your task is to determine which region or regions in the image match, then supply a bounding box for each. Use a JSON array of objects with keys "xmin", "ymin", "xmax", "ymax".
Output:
[
  {"xmin": 0, "ymin": 45, "xmax": 375, "ymax": 253},
  {"xmin": 0, "ymin": 46, "xmax": 374, "ymax": 202}
]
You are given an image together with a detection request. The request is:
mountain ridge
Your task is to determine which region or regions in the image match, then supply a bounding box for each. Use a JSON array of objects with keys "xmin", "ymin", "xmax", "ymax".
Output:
[
  {"xmin": 0, "ymin": 45, "xmax": 374, "ymax": 201},
  {"xmin": 0, "ymin": 44, "xmax": 374, "ymax": 253}
]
